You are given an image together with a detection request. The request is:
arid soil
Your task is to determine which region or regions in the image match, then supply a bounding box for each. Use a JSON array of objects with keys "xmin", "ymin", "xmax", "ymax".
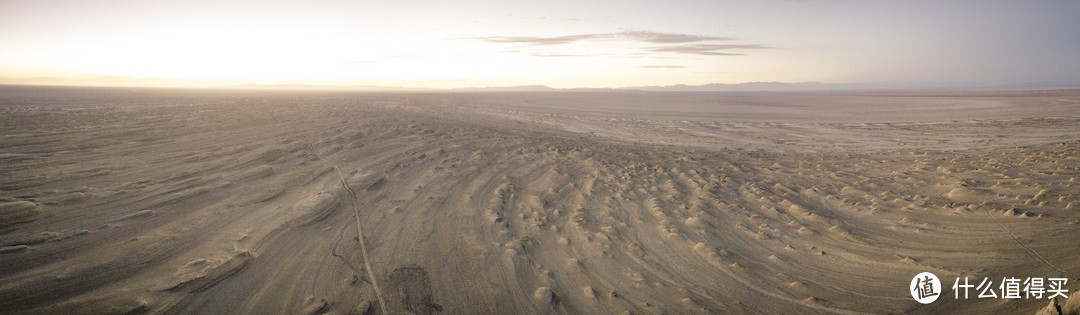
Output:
[{"xmin": 1, "ymin": 86, "xmax": 1078, "ymax": 314}]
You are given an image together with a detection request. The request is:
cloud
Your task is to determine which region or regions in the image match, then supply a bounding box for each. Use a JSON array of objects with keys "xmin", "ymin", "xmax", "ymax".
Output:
[
  {"xmin": 474, "ymin": 29, "xmax": 766, "ymax": 58},
  {"xmin": 617, "ymin": 31, "xmax": 735, "ymax": 43},
  {"xmin": 478, "ymin": 34, "xmax": 599, "ymax": 45},
  {"xmin": 529, "ymin": 52, "xmax": 598, "ymax": 57},
  {"xmin": 640, "ymin": 65, "xmax": 688, "ymax": 69},
  {"xmin": 646, "ymin": 44, "xmax": 767, "ymax": 56},
  {"xmin": 474, "ymin": 30, "xmax": 734, "ymax": 46}
]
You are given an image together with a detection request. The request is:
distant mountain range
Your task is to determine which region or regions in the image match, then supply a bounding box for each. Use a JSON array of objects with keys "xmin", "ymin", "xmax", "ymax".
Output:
[
  {"xmin": 624, "ymin": 82, "xmax": 834, "ymax": 91},
  {"xmin": 623, "ymin": 81, "xmax": 1080, "ymax": 92}
]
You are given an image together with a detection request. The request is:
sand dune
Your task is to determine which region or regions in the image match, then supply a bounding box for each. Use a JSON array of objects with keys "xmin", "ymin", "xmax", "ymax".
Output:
[{"xmin": 1, "ymin": 86, "xmax": 1078, "ymax": 314}]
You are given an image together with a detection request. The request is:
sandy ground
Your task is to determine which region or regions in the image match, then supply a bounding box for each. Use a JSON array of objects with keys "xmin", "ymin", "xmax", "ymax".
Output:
[{"xmin": 1, "ymin": 86, "xmax": 1079, "ymax": 314}]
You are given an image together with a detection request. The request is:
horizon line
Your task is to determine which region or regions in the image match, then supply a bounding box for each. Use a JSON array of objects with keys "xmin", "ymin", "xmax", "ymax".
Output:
[{"xmin": 3, "ymin": 81, "xmax": 1080, "ymax": 93}]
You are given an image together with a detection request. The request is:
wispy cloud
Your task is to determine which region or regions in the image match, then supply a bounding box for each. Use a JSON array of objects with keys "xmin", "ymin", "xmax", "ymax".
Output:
[
  {"xmin": 474, "ymin": 29, "xmax": 766, "ymax": 58},
  {"xmin": 618, "ymin": 31, "xmax": 735, "ymax": 43},
  {"xmin": 640, "ymin": 65, "xmax": 688, "ymax": 69},
  {"xmin": 529, "ymin": 52, "xmax": 598, "ymax": 57},
  {"xmin": 646, "ymin": 44, "xmax": 768, "ymax": 56},
  {"xmin": 473, "ymin": 30, "xmax": 734, "ymax": 46},
  {"xmin": 479, "ymin": 34, "xmax": 598, "ymax": 45}
]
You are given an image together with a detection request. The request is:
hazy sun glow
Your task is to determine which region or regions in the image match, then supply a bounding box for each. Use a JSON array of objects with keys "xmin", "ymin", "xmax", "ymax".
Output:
[{"xmin": 1, "ymin": 0, "xmax": 1078, "ymax": 89}]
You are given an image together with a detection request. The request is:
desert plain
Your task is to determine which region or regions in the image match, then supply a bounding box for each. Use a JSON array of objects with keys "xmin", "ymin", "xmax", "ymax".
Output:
[{"xmin": 1, "ymin": 85, "xmax": 1079, "ymax": 314}]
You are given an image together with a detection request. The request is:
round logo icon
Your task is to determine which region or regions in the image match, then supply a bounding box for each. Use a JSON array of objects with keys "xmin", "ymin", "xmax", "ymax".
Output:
[{"xmin": 910, "ymin": 272, "xmax": 941, "ymax": 304}]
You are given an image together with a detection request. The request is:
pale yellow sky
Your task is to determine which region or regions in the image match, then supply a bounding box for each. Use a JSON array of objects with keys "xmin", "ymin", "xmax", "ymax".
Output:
[{"xmin": 1, "ymin": 0, "xmax": 1077, "ymax": 89}]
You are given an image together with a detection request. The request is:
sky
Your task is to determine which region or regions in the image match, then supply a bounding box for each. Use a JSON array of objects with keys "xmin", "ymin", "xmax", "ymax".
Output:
[{"xmin": 1, "ymin": 0, "xmax": 1078, "ymax": 89}]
